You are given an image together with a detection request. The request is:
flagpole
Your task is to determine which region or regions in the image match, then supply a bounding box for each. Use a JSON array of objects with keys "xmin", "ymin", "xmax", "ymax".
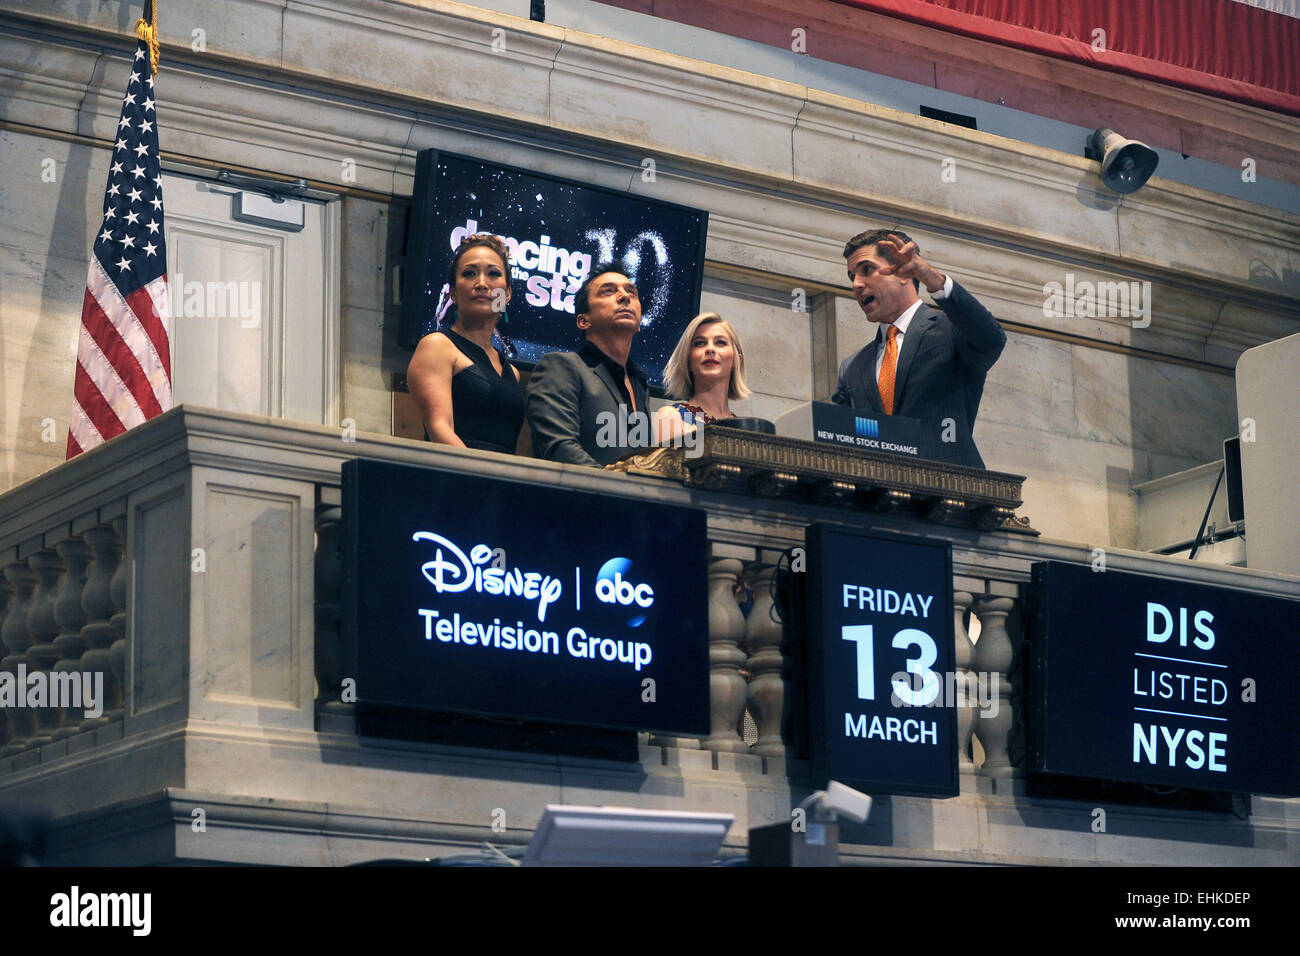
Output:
[
  {"xmin": 136, "ymin": 0, "xmax": 159, "ymax": 78},
  {"xmin": 66, "ymin": 0, "xmax": 173, "ymax": 459}
]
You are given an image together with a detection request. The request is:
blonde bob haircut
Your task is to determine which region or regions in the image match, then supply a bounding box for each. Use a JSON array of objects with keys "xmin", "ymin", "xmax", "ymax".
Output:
[{"xmin": 662, "ymin": 312, "xmax": 752, "ymax": 401}]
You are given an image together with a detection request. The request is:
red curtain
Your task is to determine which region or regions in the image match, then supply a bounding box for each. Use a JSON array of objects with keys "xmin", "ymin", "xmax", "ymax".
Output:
[{"xmin": 829, "ymin": 0, "xmax": 1300, "ymax": 115}]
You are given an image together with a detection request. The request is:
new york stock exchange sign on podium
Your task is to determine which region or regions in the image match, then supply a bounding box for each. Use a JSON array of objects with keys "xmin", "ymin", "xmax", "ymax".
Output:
[{"xmin": 341, "ymin": 459, "xmax": 710, "ymax": 739}]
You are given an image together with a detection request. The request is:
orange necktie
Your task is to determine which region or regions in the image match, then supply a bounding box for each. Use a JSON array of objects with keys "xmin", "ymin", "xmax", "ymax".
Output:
[{"xmin": 878, "ymin": 324, "xmax": 899, "ymax": 414}]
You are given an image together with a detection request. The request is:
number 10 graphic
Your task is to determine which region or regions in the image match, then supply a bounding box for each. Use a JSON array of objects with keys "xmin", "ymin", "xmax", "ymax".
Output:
[{"xmin": 842, "ymin": 625, "xmax": 941, "ymax": 706}]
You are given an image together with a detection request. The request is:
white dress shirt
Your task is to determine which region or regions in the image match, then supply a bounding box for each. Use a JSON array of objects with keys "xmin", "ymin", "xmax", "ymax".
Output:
[{"xmin": 873, "ymin": 275, "xmax": 953, "ymax": 383}]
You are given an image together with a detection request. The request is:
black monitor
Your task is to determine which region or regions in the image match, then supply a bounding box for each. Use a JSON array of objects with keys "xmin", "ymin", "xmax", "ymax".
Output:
[
  {"xmin": 400, "ymin": 150, "xmax": 709, "ymax": 389},
  {"xmin": 1223, "ymin": 436, "xmax": 1244, "ymax": 524}
]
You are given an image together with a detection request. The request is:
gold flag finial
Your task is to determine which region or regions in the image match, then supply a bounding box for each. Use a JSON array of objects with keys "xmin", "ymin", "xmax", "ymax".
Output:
[{"xmin": 135, "ymin": 1, "xmax": 160, "ymax": 76}]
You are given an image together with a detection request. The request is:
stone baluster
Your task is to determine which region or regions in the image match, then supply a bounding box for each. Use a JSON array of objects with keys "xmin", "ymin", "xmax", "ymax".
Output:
[
  {"xmin": 973, "ymin": 594, "xmax": 1020, "ymax": 784},
  {"xmin": 107, "ymin": 516, "xmax": 129, "ymax": 721},
  {"xmin": 952, "ymin": 590, "xmax": 976, "ymax": 775},
  {"xmin": 0, "ymin": 574, "xmax": 15, "ymax": 750},
  {"xmin": 650, "ymin": 550, "xmax": 747, "ymax": 753},
  {"xmin": 51, "ymin": 538, "xmax": 91, "ymax": 739},
  {"xmin": 703, "ymin": 555, "xmax": 748, "ymax": 753},
  {"xmin": 1004, "ymin": 601, "xmax": 1029, "ymax": 772},
  {"xmin": 80, "ymin": 526, "xmax": 123, "ymax": 731},
  {"xmin": 314, "ymin": 506, "xmax": 350, "ymax": 720},
  {"xmin": 745, "ymin": 558, "xmax": 789, "ymax": 758},
  {"xmin": 1, "ymin": 563, "xmax": 37, "ymax": 754},
  {"xmin": 25, "ymin": 550, "xmax": 65, "ymax": 748}
]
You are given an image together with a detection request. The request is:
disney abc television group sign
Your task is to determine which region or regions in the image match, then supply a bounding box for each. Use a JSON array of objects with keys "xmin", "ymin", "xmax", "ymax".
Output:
[{"xmin": 341, "ymin": 459, "xmax": 710, "ymax": 735}]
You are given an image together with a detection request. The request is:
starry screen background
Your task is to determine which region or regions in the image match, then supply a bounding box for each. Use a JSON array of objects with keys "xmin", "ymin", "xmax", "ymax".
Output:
[{"xmin": 402, "ymin": 151, "xmax": 708, "ymax": 389}]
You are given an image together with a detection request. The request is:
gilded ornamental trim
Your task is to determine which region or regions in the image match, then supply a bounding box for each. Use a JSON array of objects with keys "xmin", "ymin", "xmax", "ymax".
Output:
[{"xmin": 610, "ymin": 428, "xmax": 1037, "ymax": 534}]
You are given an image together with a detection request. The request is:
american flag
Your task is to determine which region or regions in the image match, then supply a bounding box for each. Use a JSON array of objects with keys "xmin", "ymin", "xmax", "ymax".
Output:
[{"xmin": 67, "ymin": 15, "xmax": 172, "ymax": 458}]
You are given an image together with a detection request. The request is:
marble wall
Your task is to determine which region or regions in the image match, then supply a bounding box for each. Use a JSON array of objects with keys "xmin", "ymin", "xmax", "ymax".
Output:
[
  {"xmin": 2, "ymin": 0, "xmax": 1293, "ymax": 551},
  {"xmin": 340, "ymin": 198, "xmax": 403, "ymax": 437},
  {"xmin": 0, "ymin": 130, "xmax": 105, "ymax": 492},
  {"xmin": 0, "ymin": 153, "xmax": 1249, "ymax": 548},
  {"xmin": 335, "ymin": 188, "xmax": 1245, "ymax": 548}
]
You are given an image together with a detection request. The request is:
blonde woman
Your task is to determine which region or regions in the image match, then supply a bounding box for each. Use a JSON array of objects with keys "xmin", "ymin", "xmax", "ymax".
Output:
[{"xmin": 654, "ymin": 312, "xmax": 752, "ymax": 443}]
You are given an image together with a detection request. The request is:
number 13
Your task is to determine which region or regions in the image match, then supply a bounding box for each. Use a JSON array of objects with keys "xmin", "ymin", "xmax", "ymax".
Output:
[{"xmin": 842, "ymin": 625, "xmax": 940, "ymax": 706}]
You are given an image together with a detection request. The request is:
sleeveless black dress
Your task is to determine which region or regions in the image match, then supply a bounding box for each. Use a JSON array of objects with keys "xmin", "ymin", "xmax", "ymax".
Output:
[{"xmin": 443, "ymin": 329, "xmax": 524, "ymax": 454}]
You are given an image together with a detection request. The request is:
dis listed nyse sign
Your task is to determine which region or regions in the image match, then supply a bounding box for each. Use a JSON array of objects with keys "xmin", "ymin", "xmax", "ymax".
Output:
[
  {"xmin": 1029, "ymin": 562, "xmax": 1299, "ymax": 796},
  {"xmin": 341, "ymin": 459, "xmax": 709, "ymax": 736}
]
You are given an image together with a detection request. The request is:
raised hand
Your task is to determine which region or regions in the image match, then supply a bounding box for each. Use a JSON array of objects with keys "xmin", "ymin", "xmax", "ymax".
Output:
[{"xmin": 879, "ymin": 233, "xmax": 946, "ymax": 293}]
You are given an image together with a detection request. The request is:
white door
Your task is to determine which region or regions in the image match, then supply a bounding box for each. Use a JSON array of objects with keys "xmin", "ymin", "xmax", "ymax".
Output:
[{"xmin": 162, "ymin": 173, "xmax": 339, "ymax": 424}]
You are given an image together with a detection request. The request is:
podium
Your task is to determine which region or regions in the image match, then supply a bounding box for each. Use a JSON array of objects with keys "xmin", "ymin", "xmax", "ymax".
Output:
[
  {"xmin": 773, "ymin": 401, "xmax": 930, "ymax": 459},
  {"xmin": 608, "ymin": 414, "xmax": 1035, "ymax": 534}
]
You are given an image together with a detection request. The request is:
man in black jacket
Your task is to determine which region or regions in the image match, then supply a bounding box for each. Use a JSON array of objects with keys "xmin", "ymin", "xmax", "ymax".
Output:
[
  {"xmin": 526, "ymin": 262, "xmax": 651, "ymax": 466},
  {"xmin": 833, "ymin": 230, "xmax": 1005, "ymax": 469}
]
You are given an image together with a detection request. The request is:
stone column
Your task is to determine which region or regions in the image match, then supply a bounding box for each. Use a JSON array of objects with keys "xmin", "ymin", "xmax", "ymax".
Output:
[
  {"xmin": 51, "ymin": 538, "xmax": 91, "ymax": 739},
  {"xmin": 953, "ymin": 590, "xmax": 976, "ymax": 775},
  {"xmin": 314, "ymin": 506, "xmax": 352, "ymax": 723},
  {"xmin": 745, "ymin": 557, "xmax": 790, "ymax": 758},
  {"xmin": 107, "ymin": 516, "xmax": 129, "ymax": 722},
  {"xmin": 79, "ymin": 526, "xmax": 123, "ymax": 731},
  {"xmin": 0, "ymin": 576, "xmax": 10, "ymax": 749},
  {"xmin": 650, "ymin": 546, "xmax": 751, "ymax": 753},
  {"xmin": 703, "ymin": 555, "xmax": 748, "ymax": 753},
  {"xmin": 24, "ymin": 550, "xmax": 64, "ymax": 748},
  {"xmin": 973, "ymin": 594, "xmax": 1020, "ymax": 784},
  {"xmin": 0, "ymin": 564, "xmax": 36, "ymax": 755}
]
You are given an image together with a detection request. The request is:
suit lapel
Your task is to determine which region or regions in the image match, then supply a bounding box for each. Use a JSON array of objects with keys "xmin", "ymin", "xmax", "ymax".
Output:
[
  {"xmin": 892, "ymin": 308, "xmax": 936, "ymax": 408},
  {"xmin": 856, "ymin": 332, "xmax": 885, "ymax": 413},
  {"xmin": 592, "ymin": 361, "xmax": 625, "ymax": 409}
]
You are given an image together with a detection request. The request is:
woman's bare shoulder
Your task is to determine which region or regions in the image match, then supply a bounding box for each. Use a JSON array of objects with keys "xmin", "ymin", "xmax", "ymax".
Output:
[{"xmin": 412, "ymin": 331, "xmax": 462, "ymax": 365}]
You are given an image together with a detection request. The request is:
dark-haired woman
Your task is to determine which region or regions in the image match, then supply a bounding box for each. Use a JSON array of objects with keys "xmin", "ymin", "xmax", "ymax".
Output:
[{"xmin": 407, "ymin": 234, "xmax": 524, "ymax": 454}]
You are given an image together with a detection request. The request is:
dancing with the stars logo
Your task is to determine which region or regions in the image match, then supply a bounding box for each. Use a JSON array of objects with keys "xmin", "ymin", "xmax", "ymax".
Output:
[{"xmin": 451, "ymin": 218, "xmax": 673, "ymax": 327}]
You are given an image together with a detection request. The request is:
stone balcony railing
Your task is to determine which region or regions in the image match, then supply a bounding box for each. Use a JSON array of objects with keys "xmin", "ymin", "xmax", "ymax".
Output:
[{"xmin": 0, "ymin": 406, "xmax": 1295, "ymax": 866}]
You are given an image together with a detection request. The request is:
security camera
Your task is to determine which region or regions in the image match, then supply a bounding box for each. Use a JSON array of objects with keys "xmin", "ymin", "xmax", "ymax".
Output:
[
  {"xmin": 821, "ymin": 781, "xmax": 872, "ymax": 823},
  {"xmin": 798, "ymin": 780, "xmax": 872, "ymax": 824}
]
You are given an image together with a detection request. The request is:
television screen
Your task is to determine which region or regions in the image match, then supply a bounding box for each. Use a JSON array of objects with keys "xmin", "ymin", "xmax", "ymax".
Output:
[
  {"xmin": 400, "ymin": 150, "xmax": 709, "ymax": 389},
  {"xmin": 342, "ymin": 458, "xmax": 711, "ymax": 736},
  {"xmin": 1028, "ymin": 561, "xmax": 1300, "ymax": 796},
  {"xmin": 804, "ymin": 524, "xmax": 959, "ymax": 798}
]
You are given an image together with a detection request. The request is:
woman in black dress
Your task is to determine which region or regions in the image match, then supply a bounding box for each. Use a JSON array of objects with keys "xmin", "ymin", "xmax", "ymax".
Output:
[{"xmin": 406, "ymin": 234, "xmax": 525, "ymax": 454}]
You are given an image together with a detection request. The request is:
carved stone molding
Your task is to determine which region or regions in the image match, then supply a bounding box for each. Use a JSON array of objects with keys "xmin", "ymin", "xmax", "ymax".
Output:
[{"xmin": 612, "ymin": 428, "xmax": 1037, "ymax": 534}]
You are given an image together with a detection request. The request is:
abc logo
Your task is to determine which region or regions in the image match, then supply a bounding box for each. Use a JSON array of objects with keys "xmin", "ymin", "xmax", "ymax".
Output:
[{"xmin": 595, "ymin": 557, "xmax": 654, "ymax": 626}]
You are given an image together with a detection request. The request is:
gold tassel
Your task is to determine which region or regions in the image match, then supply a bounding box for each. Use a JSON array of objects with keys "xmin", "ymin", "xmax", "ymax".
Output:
[{"xmin": 135, "ymin": 11, "xmax": 160, "ymax": 77}]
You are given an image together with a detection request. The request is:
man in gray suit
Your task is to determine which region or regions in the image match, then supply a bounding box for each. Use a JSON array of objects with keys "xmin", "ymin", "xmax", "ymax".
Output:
[
  {"xmin": 833, "ymin": 230, "xmax": 1005, "ymax": 469},
  {"xmin": 526, "ymin": 262, "xmax": 651, "ymax": 466}
]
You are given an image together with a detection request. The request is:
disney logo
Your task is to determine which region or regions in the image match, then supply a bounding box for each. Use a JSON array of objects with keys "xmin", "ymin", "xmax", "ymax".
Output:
[{"xmin": 412, "ymin": 531, "xmax": 563, "ymax": 622}]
